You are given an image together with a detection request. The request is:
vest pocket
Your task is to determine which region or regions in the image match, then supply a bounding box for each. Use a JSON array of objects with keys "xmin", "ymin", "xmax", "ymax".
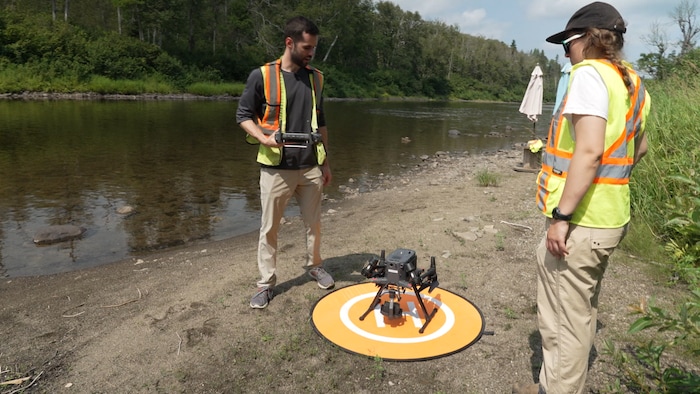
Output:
[{"xmin": 542, "ymin": 174, "xmax": 564, "ymax": 193}]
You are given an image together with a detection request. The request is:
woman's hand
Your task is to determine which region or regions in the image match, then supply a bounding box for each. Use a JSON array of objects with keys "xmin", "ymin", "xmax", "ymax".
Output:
[{"xmin": 546, "ymin": 220, "xmax": 570, "ymax": 258}]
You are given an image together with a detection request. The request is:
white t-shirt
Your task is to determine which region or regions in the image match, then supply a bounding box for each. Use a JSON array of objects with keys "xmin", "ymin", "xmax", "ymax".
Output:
[{"xmin": 563, "ymin": 65, "xmax": 609, "ymax": 121}]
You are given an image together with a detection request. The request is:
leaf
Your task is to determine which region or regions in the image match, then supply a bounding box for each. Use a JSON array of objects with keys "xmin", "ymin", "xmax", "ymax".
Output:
[{"xmin": 629, "ymin": 316, "xmax": 656, "ymax": 333}]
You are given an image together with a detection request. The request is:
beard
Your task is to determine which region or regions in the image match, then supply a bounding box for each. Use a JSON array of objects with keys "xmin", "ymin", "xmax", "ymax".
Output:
[{"xmin": 290, "ymin": 45, "xmax": 310, "ymax": 68}]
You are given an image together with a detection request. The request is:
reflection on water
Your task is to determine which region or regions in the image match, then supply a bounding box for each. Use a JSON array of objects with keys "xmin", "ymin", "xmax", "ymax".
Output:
[{"xmin": 0, "ymin": 100, "xmax": 544, "ymax": 277}]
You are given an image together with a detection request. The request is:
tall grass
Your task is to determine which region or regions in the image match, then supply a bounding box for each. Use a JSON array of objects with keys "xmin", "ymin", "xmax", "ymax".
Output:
[
  {"xmin": 629, "ymin": 61, "xmax": 700, "ymax": 284},
  {"xmin": 185, "ymin": 82, "xmax": 245, "ymax": 96},
  {"xmin": 0, "ymin": 64, "xmax": 244, "ymax": 97},
  {"xmin": 87, "ymin": 75, "xmax": 175, "ymax": 94},
  {"xmin": 607, "ymin": 61, "xmax": 700, "ymax": 393}
]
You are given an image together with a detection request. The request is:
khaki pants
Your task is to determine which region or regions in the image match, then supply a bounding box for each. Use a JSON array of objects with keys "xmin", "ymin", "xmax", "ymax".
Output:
[
  {"xmin": 256, "ymin": 166, "xmax": 323, "ymax": 288},
  {"xmin": 536, "ymin": 219, "xmax": 627, "ymax": 394}
]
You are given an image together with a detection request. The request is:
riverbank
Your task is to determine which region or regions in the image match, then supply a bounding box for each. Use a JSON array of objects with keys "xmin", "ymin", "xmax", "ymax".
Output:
[
  {"xmin": 0, "ymin": 92, "xmax": 239, "ymax": 101},
  {"xmin": 0, "ymin": 147, "xmax": 687, "ymax": 393}
]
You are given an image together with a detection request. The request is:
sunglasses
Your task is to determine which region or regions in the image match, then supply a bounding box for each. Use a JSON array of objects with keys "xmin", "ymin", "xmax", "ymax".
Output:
[{"xmin": 562, "ymin": 33, "xmax": 585, "ymax": 55}]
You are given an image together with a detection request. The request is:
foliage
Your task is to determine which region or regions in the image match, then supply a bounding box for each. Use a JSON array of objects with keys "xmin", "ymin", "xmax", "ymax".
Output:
[
  {"xmin": 631, "ymin": 58, "xmax": 700, "ymax": 285},
  {"xmin": 0, "ymin": 1, "xmax": 557, "ymax": 100},
  {"xmin": 185, "ymin": 82, "xmax": 244, "ymax": 96},
  {"xmin": 87, "ymin": 75, "xmax": 174, "ymax": 94},
  {"xmin": 628, "ymin": 290, "xmax": 700, "ymax": 344},
  {"xmin": 602, "ymin": 290, "xmax": 700, "ymax": 393},
  {"xmin": 664, "ymin": 173, "xmax": 700, "ymax": 287}
]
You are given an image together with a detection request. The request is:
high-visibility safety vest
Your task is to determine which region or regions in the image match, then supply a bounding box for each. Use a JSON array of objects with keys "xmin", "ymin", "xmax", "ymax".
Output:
[
  {"xmin": 536, "ymin": 59, "xmax": 650, "ymax": 228},
  {"xmin": 245, "ymin": 58, "xmax": 326, "ymax": 166}
]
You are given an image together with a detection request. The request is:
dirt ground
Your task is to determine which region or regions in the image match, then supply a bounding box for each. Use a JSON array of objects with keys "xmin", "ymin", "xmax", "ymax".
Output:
[{"xmin": 0, "ymin": 146, "xmax": 690, "ymax": 393}]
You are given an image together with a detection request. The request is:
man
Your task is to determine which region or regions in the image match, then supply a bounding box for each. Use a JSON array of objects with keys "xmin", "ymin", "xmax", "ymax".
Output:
[
  {"xmin": 236, "ymin": 16, "xmax": 334, "ymax": 309},
  {"xmin": 514, "ymin": 2, "xmax": 650, "ymax": 393}
]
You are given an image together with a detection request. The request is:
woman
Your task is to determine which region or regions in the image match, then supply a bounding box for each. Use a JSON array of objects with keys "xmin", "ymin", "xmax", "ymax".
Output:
[{"xmin": 514, "ymin": 2, "xmax": 651, "ymax": 393}]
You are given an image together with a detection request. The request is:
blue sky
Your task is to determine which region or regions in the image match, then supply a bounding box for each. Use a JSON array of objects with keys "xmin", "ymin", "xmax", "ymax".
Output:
[{"xmin": 387, "ymin": 0, "xmax": 684, "ymax": 66}]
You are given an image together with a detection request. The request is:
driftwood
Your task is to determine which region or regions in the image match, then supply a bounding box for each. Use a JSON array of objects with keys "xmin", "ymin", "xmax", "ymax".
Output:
[{"xmin": 500, "ymin": 220, "xmax": 533, "ymax": 231}]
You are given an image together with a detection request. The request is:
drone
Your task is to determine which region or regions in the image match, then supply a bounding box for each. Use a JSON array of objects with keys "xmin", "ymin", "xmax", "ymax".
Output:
[{"xmin": 359, "ymin": 248, "xmax": 439, "ymax": 334}]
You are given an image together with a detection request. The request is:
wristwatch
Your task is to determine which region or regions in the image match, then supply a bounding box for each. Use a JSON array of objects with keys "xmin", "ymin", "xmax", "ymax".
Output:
[{"xmin": 552, "ymin": 207, "xmax": 573, "ymax": 221}]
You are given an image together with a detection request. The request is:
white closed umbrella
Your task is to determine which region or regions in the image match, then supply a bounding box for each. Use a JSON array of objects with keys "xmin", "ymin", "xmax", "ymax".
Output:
[{"xmin": 519, "ymin": 64, "xmax": 544, "ymax": 129}]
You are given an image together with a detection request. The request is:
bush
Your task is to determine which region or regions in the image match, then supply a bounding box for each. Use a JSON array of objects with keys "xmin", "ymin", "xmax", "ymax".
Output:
[
  {"xmin": 631, "ymin": 59, "xmax": 700, "ymax": 284},
  {"xmin": 603, "ymin": 290, "xmax": 700, "ymax": 393}
]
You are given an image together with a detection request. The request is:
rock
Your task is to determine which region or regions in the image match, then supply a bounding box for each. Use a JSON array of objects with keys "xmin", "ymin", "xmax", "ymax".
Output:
[
  {"xmin": 453, "ymin": 231, "xmax": 478, "ymax": 242},
  {"xmin": 33, "ymin": 225, "xmax": 86, "ymax": 245},
  {"xmin": 116, "ymin": 205, "xmax": 134, "ymax": 215},
  {"xmin": 448, "ymin": 129, "xmax": 461, "ymax": 136},
  {"xmin": 483, "ymin": 225, "xmax": 499, "ymax": 234}
]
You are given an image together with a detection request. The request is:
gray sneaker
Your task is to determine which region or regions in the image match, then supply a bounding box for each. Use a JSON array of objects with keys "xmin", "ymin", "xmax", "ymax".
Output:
[
  {"xmin": 308, "ymin": 267, "xmax": 335, "ymax": 289},
  {"xmin": 250, "ymin": 287, "xmax": 272, "ymax": 309}
]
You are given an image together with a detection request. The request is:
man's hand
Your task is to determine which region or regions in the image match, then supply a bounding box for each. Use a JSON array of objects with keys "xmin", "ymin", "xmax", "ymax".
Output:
[
  {"xmin": 261, "ymin": 131, "xmax": 282, "ymax": 147},
  {"xmin": 321, "ymin": 162, "xmax": 332, "ymax": 186},
  {"xmin": 546, "ymin": 220, "xmax": 570, "ymax": 258}
]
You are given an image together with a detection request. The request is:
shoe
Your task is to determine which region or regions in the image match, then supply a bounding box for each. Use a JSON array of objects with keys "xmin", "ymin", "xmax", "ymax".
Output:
[
  {"xmin": 512, "ymin": 383, "xmax": 543, "ymax": 394},
  {"xmin": 250, "ymin": 287, "xmax": 272, "ymax": 309},
  {"xmin": 308, "ymin": 267, "xmax": 335, "ymax": 289}
]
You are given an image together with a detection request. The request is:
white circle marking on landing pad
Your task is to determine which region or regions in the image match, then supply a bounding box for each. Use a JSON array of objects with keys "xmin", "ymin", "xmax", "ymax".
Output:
[{"xmin": 339, "ymin": 291, "xmax": 455, "ymax": 343}]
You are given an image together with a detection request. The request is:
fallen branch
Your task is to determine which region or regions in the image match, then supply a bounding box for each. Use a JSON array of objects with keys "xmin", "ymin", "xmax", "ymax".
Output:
[
  {"xmin": 61, "ymin": 303, "xmax": 85, "ymax": 318},
  {"xmin": 100, "ymin": 288, "xmax": 143, "ymax": 308},
  {"xmin": 0, "ymin": 376, "xmax": 30, "ymax": 385},
  {"xmin": 4, "ymin": 371, "xmax": 43, "ymax": 394},
  {"xmin": 500, "ymin": 220, "xmax": 533, "ymax": 231},
  {"xmin": 61, "ymin": 311, "xmax": 85, "ymax": 318}
]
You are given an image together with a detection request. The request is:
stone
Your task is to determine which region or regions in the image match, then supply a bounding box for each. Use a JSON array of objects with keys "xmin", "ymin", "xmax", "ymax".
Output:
[
  {"xmin": 33, "ymin": 225, "xmax": 86, "ymax": 245},
  {"xmin": 453, "ymin": 231, "xmax": 478, "ymax": 242},
  {"xmin": 116, "ymin": 205, "xmax": 134, "ymax": 215}
]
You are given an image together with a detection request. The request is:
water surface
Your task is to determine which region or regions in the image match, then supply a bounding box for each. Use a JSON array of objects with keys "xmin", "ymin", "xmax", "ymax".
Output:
[{"xmin": 0, "ymin": 100, "xmax": 547, "ymax": 277}]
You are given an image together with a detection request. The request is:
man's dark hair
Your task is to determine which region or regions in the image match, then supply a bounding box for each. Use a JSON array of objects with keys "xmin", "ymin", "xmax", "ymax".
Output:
[{"xmin": 284, "ymin": 16, "xmax": 319, "ymax": 41}]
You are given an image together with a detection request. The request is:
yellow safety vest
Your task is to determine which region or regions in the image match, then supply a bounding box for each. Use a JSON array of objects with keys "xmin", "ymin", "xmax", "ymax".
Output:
[
  {"xmin": 245, "ymin": 59, "xmax": 326, "ymax": 166},
  {"xmin": 536, "ymin": 59, "xmax": 650, "ymax": 228}
]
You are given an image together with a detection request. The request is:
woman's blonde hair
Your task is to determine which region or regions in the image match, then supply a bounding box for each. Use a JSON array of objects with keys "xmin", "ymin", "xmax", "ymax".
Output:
[{"xmin": 582, "ymin": 27, "xmax": 635, "ymax": 96}]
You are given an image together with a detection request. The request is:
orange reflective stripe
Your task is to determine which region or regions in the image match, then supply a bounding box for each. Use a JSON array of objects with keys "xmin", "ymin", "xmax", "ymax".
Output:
[
  {"xmin": 601, "ymin": 156, "xmax": 633, "ymax": 165},
  {"xmin": 260, "ymin": 60, "xmax": 282, "ymax": 131},
  {"xmin": 593, "ymin": 176, "xmax": 629, "ymax": 185}
]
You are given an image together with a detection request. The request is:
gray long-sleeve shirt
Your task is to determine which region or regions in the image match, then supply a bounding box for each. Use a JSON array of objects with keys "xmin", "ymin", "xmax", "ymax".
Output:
[{"xmin": 236, "ymin": 66, "xmax": 326, "ymax": 169}]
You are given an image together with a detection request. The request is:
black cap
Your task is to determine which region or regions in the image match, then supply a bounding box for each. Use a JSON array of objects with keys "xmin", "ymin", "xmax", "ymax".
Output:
[{"xmin": 546, "ymin": 2, "xmax": 626, "ymax": 43}]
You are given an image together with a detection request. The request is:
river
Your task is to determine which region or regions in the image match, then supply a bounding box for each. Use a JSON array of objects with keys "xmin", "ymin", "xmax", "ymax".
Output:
[{"xmin": 0, "ymin": 99, "xmax": 549, "ymax": 277}]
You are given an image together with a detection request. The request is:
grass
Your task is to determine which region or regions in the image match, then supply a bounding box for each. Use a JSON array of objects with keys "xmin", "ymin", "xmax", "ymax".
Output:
[
  {"xmin": 476, "ymin": 169, "xmax": 500, "ymax": 187},
  {"xmin": 0, "ymin": 65, "xmax": 244, "ymax": 97},
  {"xmin": 185, "ymin": 81, "xmax": 245, "ymax": 96},
  {"xmin": 87, "ymin": 75, "xmax": 174, "ymax": 94},
  {"xmin": 495, "ymin": 233, "xmax": 505, "ymax": 251},
  {"xmin": 504, "ymin": 307, "xmax": 518, "ymax": 319},
  {"xmin": 625, "ymin": 64, "xmax": 700, "ymax": 285}
]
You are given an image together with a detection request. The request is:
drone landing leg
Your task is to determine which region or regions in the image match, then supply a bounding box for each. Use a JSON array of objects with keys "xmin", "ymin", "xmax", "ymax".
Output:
[
  {"xmin": 413, "ymin": 283, "xmax": 440, "ymax": 334},
  {"xmin": 359, "ymin": 286, "xmax": 386, "ymax": 321},
  {"xmin": 419, "ymin": 306, "xmax": 439, "ymax": 334}
]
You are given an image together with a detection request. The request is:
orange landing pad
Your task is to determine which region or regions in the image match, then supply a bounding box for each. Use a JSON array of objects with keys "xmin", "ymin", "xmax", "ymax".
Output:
[{"xmin": 310, "ymin": 283, "xmax": 485, "ymax": 361}]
